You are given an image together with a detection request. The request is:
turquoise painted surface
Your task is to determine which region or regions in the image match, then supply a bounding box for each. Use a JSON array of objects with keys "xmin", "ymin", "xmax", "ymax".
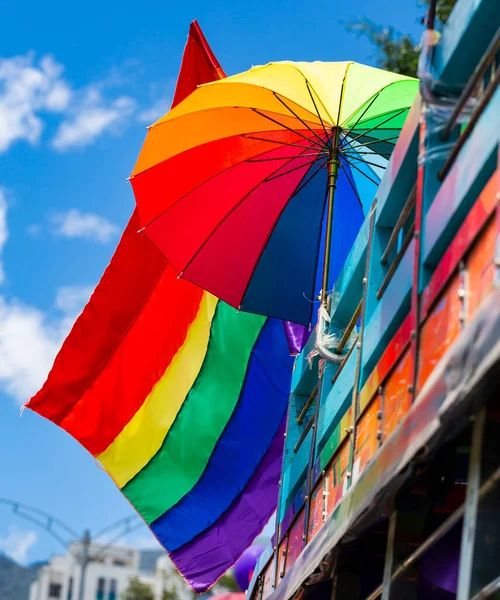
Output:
[
  {"xmin": 423, "ymin": 89, "xmax": 500, "ymax": 267},
  {"xmin": 316, "ymin": 347, "xmax": 358, "ymax": 454},
  {"xmin": 279, "ymin": 427, "xmax": 312, "ymax": 521},
  {"xmin": 329, "ymin": 215, "xmax": 370, "ymax": 324},
  {"xmin": 434, "ymin": 0, "xmax": 499, "ymax": 85},
  {"xmin": 361, "ymin": 240, "xmax": 414, "ymax": 384},
  {"xmin": 375, "ymin": 98, "xmax": 420, "ymax": 228}
]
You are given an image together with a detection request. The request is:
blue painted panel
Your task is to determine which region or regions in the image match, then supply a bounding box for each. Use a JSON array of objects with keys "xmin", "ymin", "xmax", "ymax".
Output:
[
  {"xmin": 279, "ymin": 427, "xmax": 312, "ymax": 521},
  {"xmin": 329, "ymin": 215, "xmax": 370, "ymax": 325},
  {"xmin": 316, "ymin": 346, "xmax": 359, "ymax": 453},
  {"xmin": 434, "ymin": 0, "xmax": 500, "ymax": 85},
  {"xmin": 290, "ymin": 329, "xmax": 318, "ymax": 397},
  {"xmin": 361, "ymin": 240, "xmax": 414, "ymax": 383},
  {"xmin": 423, "ymin": 88, "xmax": 500, "ymax": 267},
  {"xmin": 375, "ymin": 97, "xmax": 420, "ymax": 228}
]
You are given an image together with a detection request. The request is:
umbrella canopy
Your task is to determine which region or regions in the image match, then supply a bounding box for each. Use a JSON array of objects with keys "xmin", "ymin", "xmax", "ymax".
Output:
[{"xmin": 131, "ymin": 61, "xmax": 418, "ymax": 325}]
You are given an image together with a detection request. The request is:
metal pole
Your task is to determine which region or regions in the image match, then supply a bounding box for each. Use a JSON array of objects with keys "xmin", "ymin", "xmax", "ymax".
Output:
[
  {"xmin": 77, "ymin": 530, "xmax": 91, "ymax": 600},
  {"xmin": 321, "ymin": 130, "xmax": 341, "ymax": 308},
  {"xmin": 457, "ymin": 408, "xmax": 486, "ymax": 600}
]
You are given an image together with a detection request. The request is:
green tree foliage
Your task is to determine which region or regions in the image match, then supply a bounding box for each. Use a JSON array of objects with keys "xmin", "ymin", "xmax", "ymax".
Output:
[
  {"xmin": 213, "ymin": 572, "xmax": 240, "ymax": 593},
  {"xmin": 346, "ymin": 0, "xmax": 457, "ymax": 77},
  {"xmin": 121, "ymin": 576, "xmax": 154, "ymax": 600}
]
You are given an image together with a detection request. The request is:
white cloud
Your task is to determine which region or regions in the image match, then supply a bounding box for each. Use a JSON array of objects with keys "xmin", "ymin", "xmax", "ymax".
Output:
[
  {"xmin": 0, "ymin": 51, "xmax": 139, "ymax": 153},
  {"xmin": 0, "ymin": 53, "xmax": 71, "ymax": 153},
  {"xmin": 0, "ymin": 297, "xmax": 68, "ymax": 403},
  {"xmin": 0, "ymin": 526, "xmax": 38, "ymax": 563},
  {"xmin": 137, "ymin": 95, "xmax": 171, "ymax": 124},
  {"xmin": 55, "ymin": 284, "xmax": 93, "ymax": 316},
  {"xmin": 52, "ymin": 87, "xmax": 135, "ymax": 150},
  {"xmin": 0, "ymin": 188, "xmax": 8, "ymax": 284},
  {"xmin": 0, "ymin": 283, "xmax": 95, "ymax": 405},
  {"xmin": 137, "ymin": 80, "xmax": 175, "ymax": 124},
  {"xmin": 50, "ymin": 209, "xmax": 119, "ymax": 243}
]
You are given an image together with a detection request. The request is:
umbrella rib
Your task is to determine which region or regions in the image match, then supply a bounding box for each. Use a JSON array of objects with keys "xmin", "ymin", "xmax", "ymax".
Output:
[
  {"xmin": 304, "ymin": 80, "xmax": 333, "ymax": 146},
  {"xmin": 342, "ymin": 150, "xmax": 393, "ymax": 157},
  {"xmin": 338, "ymin": 90, "xmax": 382, "ymax": 146},
  {"xmin": 345, "ymin": 156, "xmax": 388, "ymax": 170},
  {"xmin": 263, "ymin": 157, "xmax": 324, "ymax": 183},
  {"xmin": 239, "ymin": 158, "xmax": 328, "ymax": 311},
  {"xmin": 251, "ymin": 108, "xmax": 325, "ymax": 150},
  {"xmin": 248, "ymin": 152, "xmax": 325, "ymax": 162},
  {"xmin": 339, "ymin": 162, "xmax": 365, "ymax": 211},
  {"xmin": 288, "ymin": 157, "xmax": 329, "ymax": 200},
  {"xmin": 346, "ymin": 109, "xmax": 407, "ymax": 146},
  {"xmin": 178, "ymin": 149, "xmax": 315, "ymax": 277},
  {"xmin": 308, "ymin": 184, "xmax": 330, "ymax": 312},
  {"xmin": 304, "ymin": 78, "xmax": 337, "ymax": 128},
  {"xmin": 340, "ymin": 135, "xmax": 399, "ymax": 151},
  {"xmin": 273, "ymin": 92, "xmax": 328, "ymax": 148},
  {"xmin": 346, "ymin": 159, "xmax": 381, "ymax": 187},
  {"xmin": 242, "ymin": 134, "xmax": 324, "ymax": 152}
]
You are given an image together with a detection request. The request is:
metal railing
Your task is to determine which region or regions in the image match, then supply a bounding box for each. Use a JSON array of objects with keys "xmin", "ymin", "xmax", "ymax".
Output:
[{"xmin": 438, "ymin": 28, "xmax": 500, "ymax": 181}]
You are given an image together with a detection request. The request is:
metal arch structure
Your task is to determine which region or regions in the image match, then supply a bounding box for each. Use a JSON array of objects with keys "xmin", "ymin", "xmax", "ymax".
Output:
[
  {"xmin": 0, "ymin": 497, "xmax": 79, "ymax": 552},
  {"xmin": 0, "ymin": 497, "xmax": 144, "ymax": 600}
]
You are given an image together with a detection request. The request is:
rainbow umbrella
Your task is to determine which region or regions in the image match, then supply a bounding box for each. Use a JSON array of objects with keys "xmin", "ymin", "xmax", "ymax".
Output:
[{"xmin": 131, "ymin": 62, "xmax": 418, "ymax": 325}]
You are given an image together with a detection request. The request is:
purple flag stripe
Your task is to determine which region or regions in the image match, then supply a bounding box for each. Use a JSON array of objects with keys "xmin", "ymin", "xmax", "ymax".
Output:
[{"xmin": 169, "ymin": 418, "xmax": 286, "ymax": 592}]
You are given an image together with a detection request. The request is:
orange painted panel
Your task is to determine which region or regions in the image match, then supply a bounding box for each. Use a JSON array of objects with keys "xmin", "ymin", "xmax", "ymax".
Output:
[
  {"xmin": 417, "ymin": 273, "xmax": 462, "ymax": 393},
  {"xmin": 262, "ymin": 558, "xmax": 275, "ymax": 599},
  {"xmin": 277, "ymin": 537, "xmax": 288, "ymax": 581},
  {"xmin": 325, "ymin": 438, "xmax": 350, "ymax": 517},
  {"xmin": 468, "ymin": 216, "xmax": 497, "ymax": 319},
  {"xmin": 383, "ymin": 348, "xmax": 413, "ymax": 440},
  {"xmin": 307, "ymin": 479, "xmax": 325, "ymax": 542},
  {"xmin": 354, "ymin": 395, "xmax": 381, "ymax": 480},
  {"xmin": 286, "ymin": 509, "xmax": 305, "ymax": 572}
]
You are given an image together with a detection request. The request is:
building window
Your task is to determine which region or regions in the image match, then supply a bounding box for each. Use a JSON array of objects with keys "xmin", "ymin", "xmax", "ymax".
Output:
[
  {"xmin": 113, "ymin": 559, "xmax": 126, "ymax": 567},
  {"xmin": 67, "ymin": 577, "xmax": 73, "ymax": 600},
  {"xmin": 109, "ymin": 579, "xmax": 117, "ymax": 600},
  {"xmin": 49, "ymin": 583, "xmax": 62, "ymax": 598},
  {"xmin": 96, "ymin": 577, "xmax": 106, "ymax": 600}
]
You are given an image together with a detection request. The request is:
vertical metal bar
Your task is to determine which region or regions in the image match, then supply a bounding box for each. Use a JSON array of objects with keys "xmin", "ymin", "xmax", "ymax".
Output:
[
  {"xmin": 347, "ymin": 204, "xmax": 377, "ymax": 486},
  {"xmin": 77, "ymin": 530, "xmax": 90, "ymax": 600},
  {"xmin": 303, "ymin": 364, "xmax": 324, "ymax": 546},
  {"xmin": 410, "ymin": 109, "xmax": 427, "ymax": 403},
  {"xmin": 272, "ymin": 405, "xmax": 291, "ymax": 589},
  {"xmin": 321, "ymin": 130, "xmax": 341, "ymax": 307},
  {"xmin": 381, "ymin": 511, "xmax": 398, "ymax": 600},
  {"xmin": 457, "ymin": 407, "xmax": 487, "ymax": 600}
]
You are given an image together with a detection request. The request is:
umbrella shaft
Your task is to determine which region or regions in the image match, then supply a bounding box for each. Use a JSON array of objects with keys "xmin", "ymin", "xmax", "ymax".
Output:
[{"xmin": 321, "ymin": 145, "xmax": 340, "ymax": 308}]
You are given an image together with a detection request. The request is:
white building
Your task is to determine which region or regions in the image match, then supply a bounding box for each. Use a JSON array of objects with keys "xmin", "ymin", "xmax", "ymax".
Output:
[{"xmin": 28, "ymin": 541, "xmax": 182, "ymax": 600}]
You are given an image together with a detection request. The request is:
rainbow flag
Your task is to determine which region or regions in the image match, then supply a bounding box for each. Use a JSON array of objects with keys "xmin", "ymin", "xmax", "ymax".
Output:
[{"xmin": 27, "ymin": 22, "xmax": 292, "ymax": 592}]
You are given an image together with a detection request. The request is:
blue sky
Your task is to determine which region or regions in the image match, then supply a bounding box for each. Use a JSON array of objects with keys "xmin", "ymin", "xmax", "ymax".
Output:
[{"xmin": 0, "ymin": 0, "xmax": 423, "ymax": 566}]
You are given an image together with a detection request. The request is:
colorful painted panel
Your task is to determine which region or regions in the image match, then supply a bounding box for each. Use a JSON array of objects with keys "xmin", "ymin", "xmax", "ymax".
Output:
[
  {"xmin": 262, "ymin": 558, "xmax": 275, "ymax": 600},
  {"xmin": 417, "ymin": 272, "xmax": 462, "ymax": 393},
  {"xmin": 421, "ymin": 172, "xmax": 498, "ymax": 319},
  {"xmin": 354, "ymin": 395, "xmax": 382, "ymax": 481},
  {"xmin": 308, "ymin": 479, "xmax": 325, "ymax": 542},
  {"xmin": 326, "ymin": 439, "xmax": 350, "ymax": 517},
  {"xmin": 467, "ymin": 215, "xmax": 498, "ymax": 319},
  {"xmin": 359, "ymin": 314, "xmax": 412, "ymax": 413},
  {"xmin": 383, "ymin": 348, "xmax": 413, "ymax": 440},
  {"xmin": 286, "ymin": 509, "xmax": 306, "ymax": 573},
  {"xmin": 278, "ymin": 537, "xmax": 288, "ymax": 581}
]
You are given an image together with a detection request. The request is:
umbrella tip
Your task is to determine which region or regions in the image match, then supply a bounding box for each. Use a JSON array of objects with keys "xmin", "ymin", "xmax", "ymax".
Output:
[
  {"xmin": 137, "ymin": 227, "xmax": 145, "ymax": 233},
  {"xmin": 237, "ymin": 305, "xmax": 242, "ymax": 312},
  {"xmin": 177, "ymin": 271, "xmax": 184, "ymax": 280},
  {"xmin": 126, "ymin": 176, "xmax": 132, "ymax": 181}
]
